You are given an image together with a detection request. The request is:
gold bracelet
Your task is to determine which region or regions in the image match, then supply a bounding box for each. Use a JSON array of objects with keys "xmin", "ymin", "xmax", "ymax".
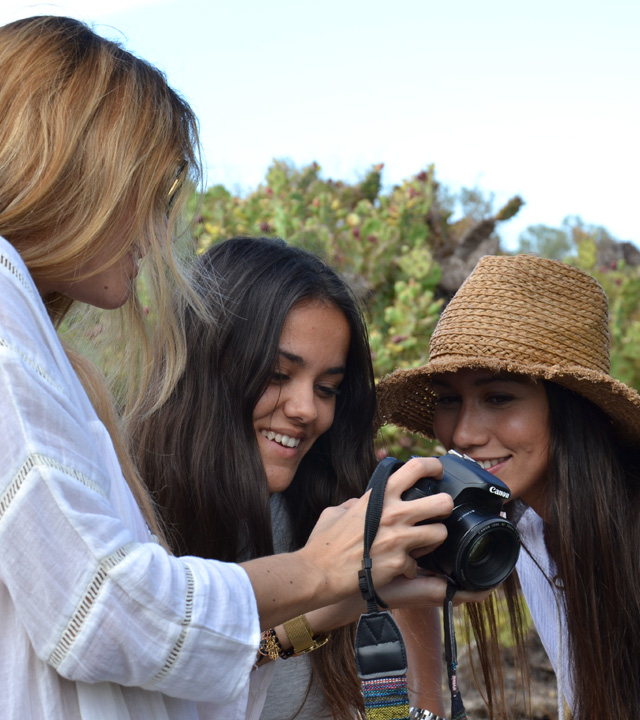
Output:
[
  {"xmin": 281, "ymin": 615, "xmax": 331, "ymax": 658},
  {"xmin": 258, "ymin": 628, "xmax": 283, "ymax": 661}
]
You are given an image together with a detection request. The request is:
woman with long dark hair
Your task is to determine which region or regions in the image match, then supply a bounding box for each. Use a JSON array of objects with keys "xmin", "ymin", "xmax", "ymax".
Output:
[
  {"xmin": 132, "ymin": 235, "xmax": 473, "ymax": 719},
  {"xmin": 134, "ymin": 235, "xmax": 377, "ymax": 566},
  {"xmin": 377, "ymin": 254, "xmax": 640, "ymax": 720}
]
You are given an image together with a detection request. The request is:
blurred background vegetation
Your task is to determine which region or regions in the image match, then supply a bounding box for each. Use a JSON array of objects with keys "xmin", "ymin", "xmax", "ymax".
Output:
[
  {"xmin": 191, "ymin": 159, "xmax": 640, "ymax": 461},
  {"xmin": 191, "ymin": 161, "xmax": 640, "ymax": 679}
]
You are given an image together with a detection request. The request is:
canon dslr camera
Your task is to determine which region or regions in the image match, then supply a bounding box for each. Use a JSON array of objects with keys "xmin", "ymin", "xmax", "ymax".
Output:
[{"xmin": 372, "ymin": 450, "xmax": 520, "ymax": 591}]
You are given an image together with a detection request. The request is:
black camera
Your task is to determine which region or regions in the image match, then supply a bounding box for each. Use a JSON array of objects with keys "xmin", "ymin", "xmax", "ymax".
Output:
[{"xmin": 373, "ymin": 450, "xmax": 520, "ymax": 591}]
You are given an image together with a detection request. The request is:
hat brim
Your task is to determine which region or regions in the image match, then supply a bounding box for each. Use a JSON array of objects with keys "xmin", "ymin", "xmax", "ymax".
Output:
[{"xmin": 376, "ymin": 357, "xmax": 640, "ymax": 446}]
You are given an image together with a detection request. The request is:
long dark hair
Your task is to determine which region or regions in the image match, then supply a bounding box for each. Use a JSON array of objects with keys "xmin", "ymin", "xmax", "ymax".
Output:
[
  {"xmin": 541, "ymin": 382, "xmax": 640, "ymax": 718},
  {"xmin": 467, "ymin": 380, "xmax": 640, "ymax": 719},
  {"xmin": 132, "ymin": 235, "xmax": 376, "ymax": 718}
]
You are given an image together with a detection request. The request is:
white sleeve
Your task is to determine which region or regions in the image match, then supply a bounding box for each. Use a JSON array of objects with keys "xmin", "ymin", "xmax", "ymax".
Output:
[{"xmin": 0, "ymin": 242, "xmax": 259, "ymax": 704}]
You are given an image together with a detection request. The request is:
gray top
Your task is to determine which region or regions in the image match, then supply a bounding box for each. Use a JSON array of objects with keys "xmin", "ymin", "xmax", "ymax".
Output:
[{"xmin": 259, "ymin": 494, "xmax": 333, "ymax": 720}]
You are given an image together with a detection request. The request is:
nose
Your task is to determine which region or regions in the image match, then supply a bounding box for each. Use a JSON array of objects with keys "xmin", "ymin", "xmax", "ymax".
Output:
[
  {"xmin": 283, "ymin": 380, "xmax": 318, "ymax": 424},
  {"xmin": 450, "ymin": 402, "xmax": 489, "ymax": 452}
]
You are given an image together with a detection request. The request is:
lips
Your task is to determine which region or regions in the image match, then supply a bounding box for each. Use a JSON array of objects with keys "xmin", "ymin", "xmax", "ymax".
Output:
[
  {"xmin": 260, "ymin": 429, "xmax": 301, "ymax": 448},
  {"xmin": 475, "ymin": 457, "xmax": 509, "ymax": 470}
]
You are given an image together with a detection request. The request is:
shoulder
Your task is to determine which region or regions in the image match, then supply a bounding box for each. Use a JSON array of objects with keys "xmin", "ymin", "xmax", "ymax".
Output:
[
  {"xmin": 0, "ymin": 236, "xmax": 41, "ymax": 303},
  {"xmin": 0, "ymin": 237, "xmax": 77, "ymax": 394},
  {"xmin": 0, "ymin": 236, "xmax": 57, "ymax": 358},
  {"xmin": 0, "ymin": 237, "xmax": 103, "ymax": 467}
]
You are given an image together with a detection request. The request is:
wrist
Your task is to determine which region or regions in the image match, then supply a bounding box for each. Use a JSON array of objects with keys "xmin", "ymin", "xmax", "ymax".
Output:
[
  {"xmin": 259, "ymin": 615, "xmax": 331, "ymax": 662},
  {"xmin": 242, "ymin": 549, "xmax": 328, "ymax": 629},
  {"xmin": 280, "ymin": 614, "xmax": 331, "ymax": 657},
  {"xmin": 293, "ymin": 544, "xmax": 350, "ymax": 608}
]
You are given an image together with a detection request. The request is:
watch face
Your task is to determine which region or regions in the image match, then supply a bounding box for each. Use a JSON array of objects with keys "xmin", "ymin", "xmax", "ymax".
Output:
[{"xmin": 410, "ymin": 709, "xmax": 445, "ymax": 720}]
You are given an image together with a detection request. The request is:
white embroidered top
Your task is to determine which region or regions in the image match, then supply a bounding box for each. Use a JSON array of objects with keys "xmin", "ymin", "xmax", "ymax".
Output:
[{"xmin": 0, "ymin": 236, "xmax": 260, "ymax": 719}]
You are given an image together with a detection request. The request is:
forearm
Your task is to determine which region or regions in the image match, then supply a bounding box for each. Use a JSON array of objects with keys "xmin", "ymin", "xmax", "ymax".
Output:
[
  {"xmin": 395, "ymin": 606, "xmax": 446, "ymax": 717},
  {"xmin": 240, "ymin": 549, "xmax": 353, "ymax": 630}
]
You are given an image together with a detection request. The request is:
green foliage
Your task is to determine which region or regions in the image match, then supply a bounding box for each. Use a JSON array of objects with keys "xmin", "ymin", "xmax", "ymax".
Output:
[
  {"xmin": 517, "ymin": 224, "xmax": 572, "ymax": 260},
  {"xmin": 458, "ymin": 186, "xmax": 496, "ymax": 222},
  {"xmin": 573, "ymin": 239, "xmax": 640, "ymax": 391},
  {"xmin": 517, "ymin": 216, "xmax": 640, "ymax": 391}
]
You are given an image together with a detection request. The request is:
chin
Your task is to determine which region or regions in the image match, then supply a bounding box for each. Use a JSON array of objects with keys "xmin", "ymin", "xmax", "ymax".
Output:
[
  {"xmin": 267, "ymin": 477, "xmax": 296, "ymax": 494},
  {"xmin": 68, "ymin": 286, "xmax": 132, "ymax": 310}
]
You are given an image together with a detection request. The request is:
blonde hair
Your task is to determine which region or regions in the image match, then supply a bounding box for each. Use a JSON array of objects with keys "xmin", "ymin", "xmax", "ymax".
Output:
[
  {"xmin": 0, "ymin": 15, "xmax": 208, "ymax": 539},
  {"xmin": 64, "ymin": 343, "xmax": 169, "ymax": 547}
]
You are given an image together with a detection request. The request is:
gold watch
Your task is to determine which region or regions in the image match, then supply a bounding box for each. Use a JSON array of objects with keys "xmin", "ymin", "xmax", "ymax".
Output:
[{"xmin": 282, "ymin": 615, "xmax": 331, "ymax": 657}]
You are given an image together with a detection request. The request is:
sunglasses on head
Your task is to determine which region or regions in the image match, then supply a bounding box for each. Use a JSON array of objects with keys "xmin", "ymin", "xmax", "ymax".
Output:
[{"xmin": 166, "ymin": 160, "xmax": 189, "ymax": 214}]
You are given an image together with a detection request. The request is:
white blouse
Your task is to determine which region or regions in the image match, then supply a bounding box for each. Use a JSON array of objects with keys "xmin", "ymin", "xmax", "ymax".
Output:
[
  {"xmin": 0, "ymin": 236, "xmax": 260, "ymax": 719},
  {"xmin": 516, "ymin": 505, "xmax": 574, "ymax": 718}
]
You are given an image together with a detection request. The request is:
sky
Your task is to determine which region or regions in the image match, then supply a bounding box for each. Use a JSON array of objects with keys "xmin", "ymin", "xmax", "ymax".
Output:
[{"xmin": 1, "ymin": 0, "xmax": 639, "ymax": 250}]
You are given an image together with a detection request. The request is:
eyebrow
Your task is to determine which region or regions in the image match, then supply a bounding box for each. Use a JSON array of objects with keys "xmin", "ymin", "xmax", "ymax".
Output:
[
  {"xmin": 278, "ymin": 349, "xmax": 346, "ymax": 375},
  {"xmin": 432, "ymin": 373, "xmax": 530, "ymax": 389}
]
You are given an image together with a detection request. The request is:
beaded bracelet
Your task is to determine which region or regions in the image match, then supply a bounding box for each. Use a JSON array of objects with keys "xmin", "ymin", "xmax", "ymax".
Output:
[{"xmin": 258, "ymin": 628, "xmax": 283, "ymax": 661}]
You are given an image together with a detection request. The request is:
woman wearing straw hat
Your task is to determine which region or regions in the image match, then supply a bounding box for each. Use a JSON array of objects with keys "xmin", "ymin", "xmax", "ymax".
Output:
[{"xmin": 377, "ymin": 254, "xmax": 640, "ymax": 720}]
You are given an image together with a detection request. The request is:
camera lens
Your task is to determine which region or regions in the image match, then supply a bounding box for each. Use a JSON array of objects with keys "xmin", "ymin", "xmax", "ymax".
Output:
[
  {"xmin": 467, "ymin": 534, "xmax": 494, "ymax": 567},
  {"xmin": 424, "ymin": 505, "xmax": 520, "ymax": 591},
  {"xmin": 455, "ymin": 517, "xmax": 520, "ymax": 590}
]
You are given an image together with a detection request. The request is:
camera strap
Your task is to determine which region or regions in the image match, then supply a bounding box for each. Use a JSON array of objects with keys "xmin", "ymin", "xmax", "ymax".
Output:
[
  {"xmin": 355, "ymin": 458, "xmax": 410, "ymax": 720},
  {"xmin": 444, "ymin": 583, "xmax": 468, "ymax": 720},
  {"xmin": 355, "ymin": 457, "xmax": 468, "ymax": 720}
]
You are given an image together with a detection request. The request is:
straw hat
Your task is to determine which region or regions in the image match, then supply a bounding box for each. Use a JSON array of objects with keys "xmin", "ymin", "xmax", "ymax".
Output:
[{"xmin": 376, "ymin": 254, "xmax": 640, "ymax": 445}]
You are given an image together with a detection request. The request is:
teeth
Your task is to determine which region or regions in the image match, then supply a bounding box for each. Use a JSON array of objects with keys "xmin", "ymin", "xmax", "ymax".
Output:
[
  {"xmin": 478, "ymin": 458, "xmax": 508, "ymax": 470},
  {"xmin": 261, "ymin": 430, "xmax": 300, "ymax": 448}
]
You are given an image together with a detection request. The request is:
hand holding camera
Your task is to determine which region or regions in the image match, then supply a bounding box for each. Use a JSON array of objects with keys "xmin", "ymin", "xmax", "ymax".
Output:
[{"xmin": 370, "ymin": 450, "xmax": 520, "ymax": 591}]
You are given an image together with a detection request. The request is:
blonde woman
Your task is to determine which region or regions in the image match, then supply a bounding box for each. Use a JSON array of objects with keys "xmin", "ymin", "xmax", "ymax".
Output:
[{"xmin": 0, "ymin": 16, "xmax": 451, "ymax": 720}]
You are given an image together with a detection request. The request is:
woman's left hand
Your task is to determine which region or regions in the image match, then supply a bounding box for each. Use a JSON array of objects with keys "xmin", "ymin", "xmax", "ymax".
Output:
[{"xmin": 376, "ymin": 573, "xmax": 494, "ymax": 608}]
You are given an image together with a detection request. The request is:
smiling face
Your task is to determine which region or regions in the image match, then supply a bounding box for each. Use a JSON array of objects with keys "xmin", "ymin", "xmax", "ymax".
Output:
[
  {"xmin": 432, "ymin": 368, "xmax": 551, "ymax": 514},
  {"xmin": 253, "ymin": 299, "xmax": 351, "ymax": 494}
]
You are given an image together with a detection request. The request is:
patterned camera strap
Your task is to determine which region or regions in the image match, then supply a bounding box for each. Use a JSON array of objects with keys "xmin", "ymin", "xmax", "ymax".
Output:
[{"xmin": 355, "ymin": 457, "xmax": 468, "ymax": 720}]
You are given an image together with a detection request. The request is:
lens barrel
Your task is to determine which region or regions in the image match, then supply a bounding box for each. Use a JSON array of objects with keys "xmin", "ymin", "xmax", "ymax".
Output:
[{"xmin": 419, "ymin": 505, "xmax": 520, "ymax": 590}]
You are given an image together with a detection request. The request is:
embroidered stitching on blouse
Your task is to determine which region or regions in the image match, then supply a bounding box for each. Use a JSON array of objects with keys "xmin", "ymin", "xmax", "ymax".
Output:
[
  {"xmin": 151, "ymin": 564, "xmax": 195, "ymax": 685},
  {"xmin": 0, "ymin": 252, "xmax": 34, "ymax": 297},
  {"xmin": 0, "ymin": 249, "xmax": 66, "ymax": 394},
  {"xmin": 0, "ymin": 453, "xmax": 107, "ymax": 521},
  {"xmin": 48, "ymin": 545, "xmax": 133, "ymax": 668},
  {"xmin": 0, "ymin": 336, "xmax": 66, "ymax": 395}
]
